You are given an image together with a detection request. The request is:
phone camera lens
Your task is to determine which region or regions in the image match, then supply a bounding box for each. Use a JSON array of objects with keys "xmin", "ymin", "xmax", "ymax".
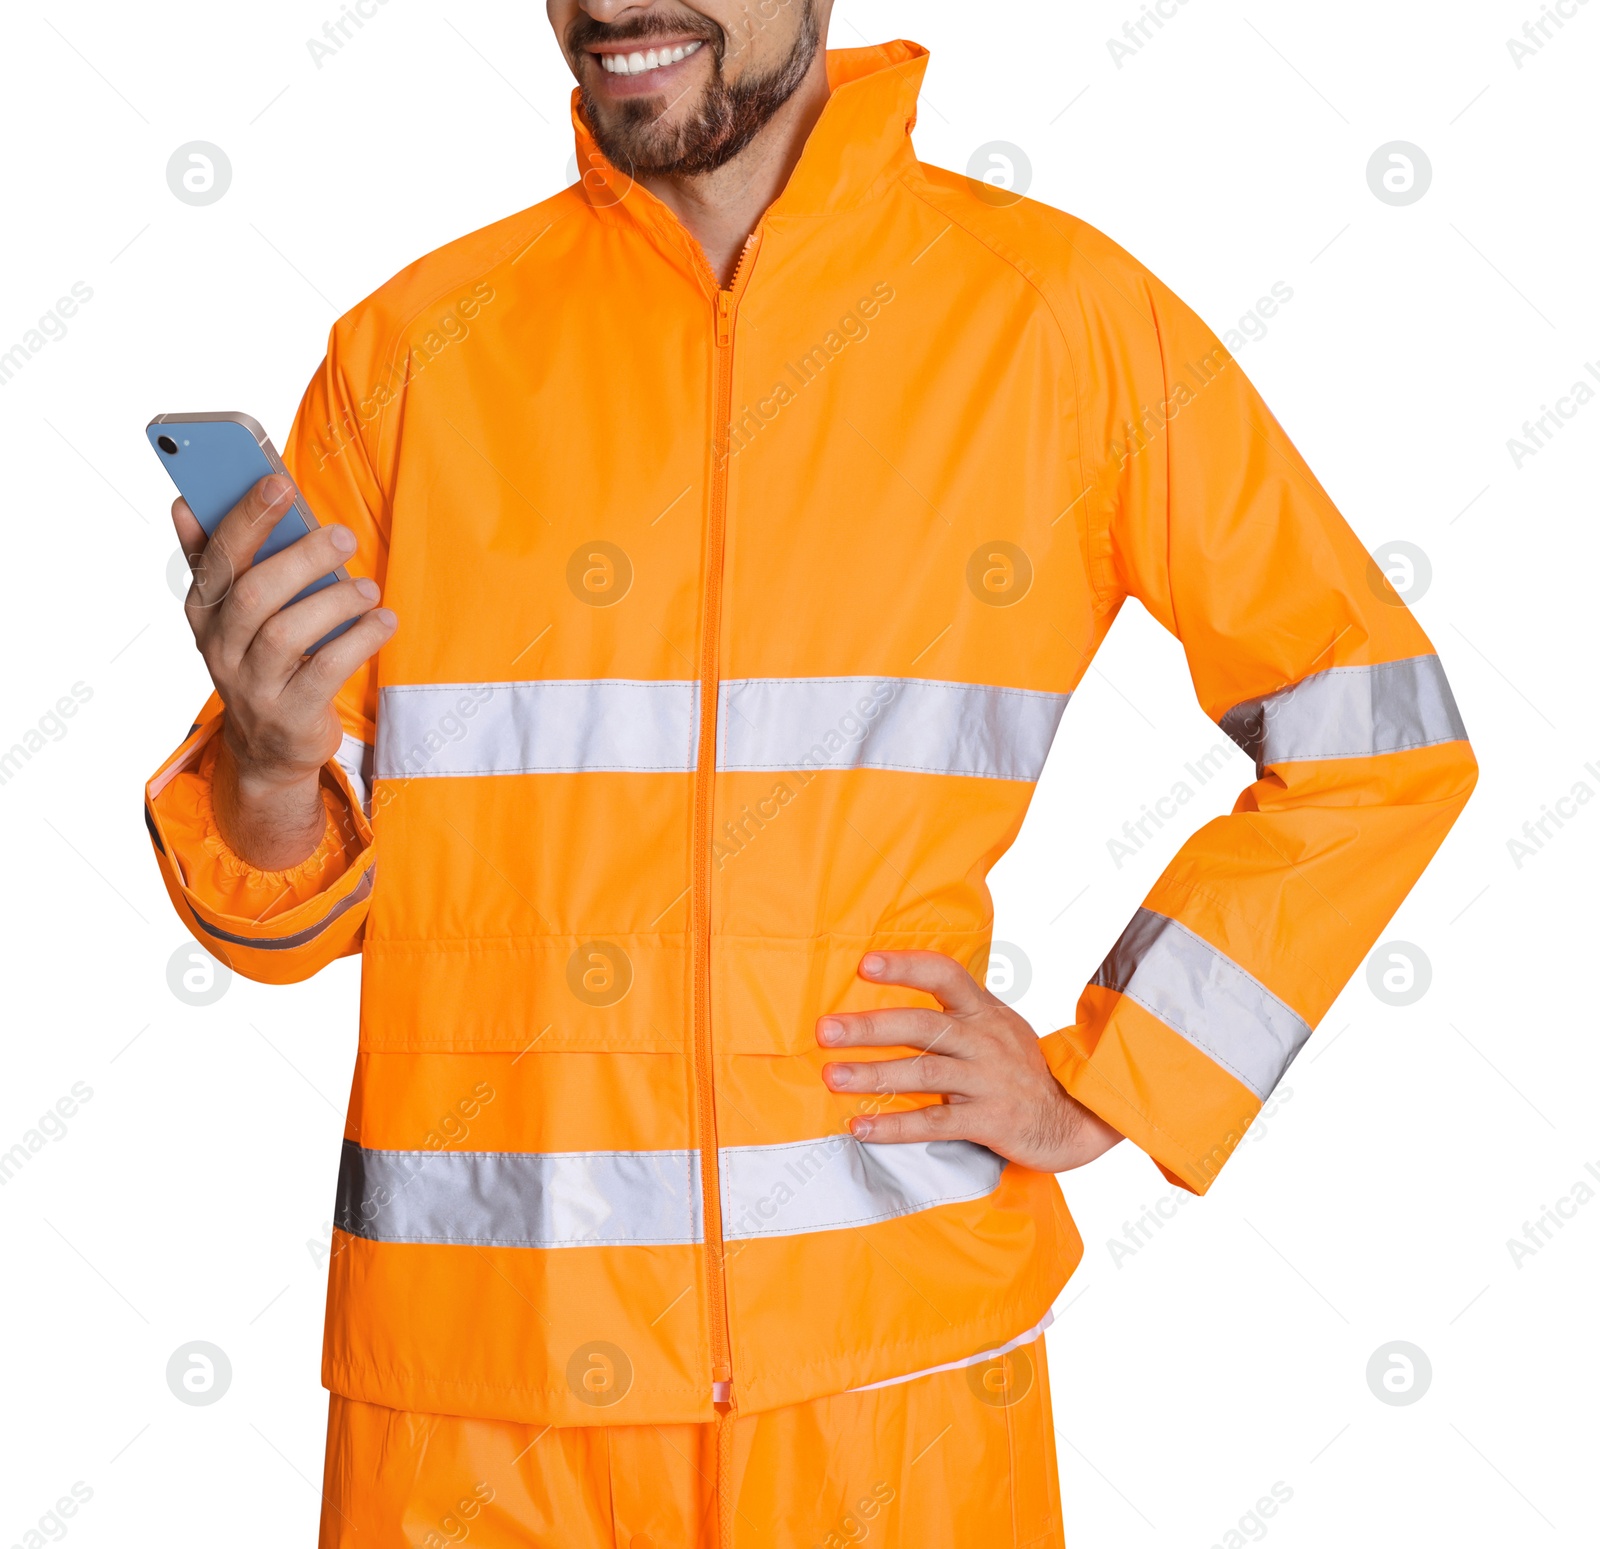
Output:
[{"xmin": 157, "ymin": 434, "xmax": 179, "ymax": 454}]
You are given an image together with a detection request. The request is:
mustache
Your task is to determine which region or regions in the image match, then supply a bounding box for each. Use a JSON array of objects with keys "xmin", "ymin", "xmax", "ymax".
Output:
[{"xmin": 566, "ymin": 11, "xmax": 724, "ymax": 58}]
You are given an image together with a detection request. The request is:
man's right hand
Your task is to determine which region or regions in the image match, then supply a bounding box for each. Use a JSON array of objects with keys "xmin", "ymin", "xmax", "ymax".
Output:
[{"xmin": 172, "ymin": 474, "xmax": 396, "ymax": 872}]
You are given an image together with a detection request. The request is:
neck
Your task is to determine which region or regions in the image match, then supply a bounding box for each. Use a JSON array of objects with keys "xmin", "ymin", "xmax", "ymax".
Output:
[{"xmin": 635, "ymin": 49, "xmax": 832, "ymax": 287}]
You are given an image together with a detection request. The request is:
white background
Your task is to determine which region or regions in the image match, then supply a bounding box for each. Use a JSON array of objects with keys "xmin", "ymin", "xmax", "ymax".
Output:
[{"xmin": 2, "ymin": 1, "xmax": 1595, "ymax": 1544}]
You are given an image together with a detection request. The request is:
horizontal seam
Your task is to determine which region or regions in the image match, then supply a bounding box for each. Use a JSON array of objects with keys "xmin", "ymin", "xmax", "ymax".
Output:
[
  {"xmin": 380, "ymin": 680, "xmax": 694, "ymax": 695},
  {"xmin": 720, "ymin": 758, "xmax": 1040, "ymax": 779},
  {"xmin": 360, "ymin": 929, "xmax": 988, "ymax": 951},
  {"xmin": 323, "ymin": 1355, "xmax": 705, "ymax": 1406},
  {"xmin": 1263, "ymin": 731, "xmax": 1469, "ymax": 762},
  {"xmin": 347, "ymin": 1143, "xmax": 696, "ymax": 1161},
  {"xmin": 378, "ymin": 763, "xmax": 697, "ymax": 776},
  {"xmin": 341, "ymin": 1229, "xmax": 701, "ymax": 1249},
  {"xmin": 1261, "ymin": 656, "xmax": 1437, "ymax": 686},
  {"xmin": 726, "ymin": 1181, "xmax": 1004, "ymax": 1238},
  {"xmin": 726, "ymin": 677, "xmax": 1069, "ymax": 698}
]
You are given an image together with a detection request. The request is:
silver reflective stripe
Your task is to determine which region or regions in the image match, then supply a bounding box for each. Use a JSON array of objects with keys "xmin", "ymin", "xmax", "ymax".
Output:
[
  {"xmin": 335, "ymin": 1139, "xmax": 703, "ymax": 1248},
  {"xmin": 721, "ymin": 1135, "xmax": 1005, "ymax": 1240},
  {"xmin": 1219, "ymin": 654, "xmax": 1467, "ymax": 776},
  {"xmin": 375, "ymin": 680, "xmax": 699, "ymax": 779},
  {"xmin": 334, "ymin": 733, "xmax": 374, "ymax": 814},
  {"xmin": 333, "ymin": 1134, "xmax": 1005, "ymax": 1250},
  {"xmin": 373, "ymin": 676, "xmax": 1068, "ymax": 782},
  {"xmin": 1093, "ymin": 908, "xmax": 1311, "ymax": 1100},
  {"xmin": 719, "ymin": 677, "xmax": 1068, "ymax": 782}
]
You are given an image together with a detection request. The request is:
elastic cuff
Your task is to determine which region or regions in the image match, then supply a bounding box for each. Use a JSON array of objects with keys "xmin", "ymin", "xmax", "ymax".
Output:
[{"xmin": 188, "ymin": 738, "xmax": 357, "ymax": 891}]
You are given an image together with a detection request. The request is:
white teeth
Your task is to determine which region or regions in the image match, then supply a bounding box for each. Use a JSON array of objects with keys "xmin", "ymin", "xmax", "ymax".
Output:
[{"xmin": 600, "ymin": 39, "xmax": 703, "ymax": 75}]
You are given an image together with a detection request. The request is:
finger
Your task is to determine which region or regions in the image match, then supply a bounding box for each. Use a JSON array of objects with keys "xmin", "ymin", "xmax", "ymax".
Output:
[
  {"xmin": 284, "ymin": 606, "xmax": 397, "ymax": 708},
  {"xmin": 850, "ymin": 1102, "xmax": 970, "ymax": 1145},
  {"xmin": 170, "ymin": 497, "xmax": 206, "ymax": 563},
  {"xmin": 189, "ymin": 475, "xmax": 294, "ymax": 610},
  {"xmin": 242, "ymin": 577, "xmax": 385, "ymax": 686},
  {"xmin": 823, "ymin": 1052, "xmax": 976, "ymax": 1098},
  {"xmin": 209, "ymin": 523, "xmax": 361, "ymax": 664},
  {"xmin": 858, "ymin": 950, "xmax": 989, "ymax": 1014},
  {"xmin": 816, "ymin": 1006, "xmax": 967, "ymax": 1054}
]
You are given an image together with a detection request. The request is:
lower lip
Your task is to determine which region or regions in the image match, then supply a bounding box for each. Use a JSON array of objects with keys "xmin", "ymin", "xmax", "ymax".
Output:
[{"xmin": 589, "ymin": 46, "xmax": 706, "ymax": 98}]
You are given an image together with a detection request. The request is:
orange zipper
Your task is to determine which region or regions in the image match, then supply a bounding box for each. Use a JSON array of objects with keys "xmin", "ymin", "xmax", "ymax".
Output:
[{"xmin": 693, "ymin": 235, "xmax": 759, "ymax": 1416}]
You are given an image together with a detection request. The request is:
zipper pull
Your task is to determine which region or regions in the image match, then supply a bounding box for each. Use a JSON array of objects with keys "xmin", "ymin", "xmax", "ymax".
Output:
[{"xmin": 716, "ymin": 290, "xmax": 733, "ymax": 348}]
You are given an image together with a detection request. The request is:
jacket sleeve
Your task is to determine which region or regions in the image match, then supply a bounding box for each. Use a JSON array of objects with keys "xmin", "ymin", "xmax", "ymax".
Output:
[
  {"xmin": 1039, "ymin": 256, "xmax": 1477, "ymax": 1194},
  {"xmin": 144, "ymin": 326, "xmax": 390, "ymax": 985}
]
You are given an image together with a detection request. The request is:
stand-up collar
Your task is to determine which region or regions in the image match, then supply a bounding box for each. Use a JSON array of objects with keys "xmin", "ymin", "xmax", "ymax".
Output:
[{"xmin": 570, "ymin": 39, "xmax": 929, "ymax": 241}]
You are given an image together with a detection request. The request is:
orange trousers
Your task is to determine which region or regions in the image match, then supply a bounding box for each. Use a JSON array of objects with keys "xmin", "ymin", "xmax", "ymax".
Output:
[{"xmin": 318, "ymin": 1337, "xmax": 1063, "ymax": 1548}]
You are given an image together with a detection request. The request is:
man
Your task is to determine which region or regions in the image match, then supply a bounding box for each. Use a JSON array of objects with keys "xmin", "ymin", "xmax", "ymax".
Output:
[{"xmin": 144, "ymin": 2, "xmax": 1477, "ymax": 1543}]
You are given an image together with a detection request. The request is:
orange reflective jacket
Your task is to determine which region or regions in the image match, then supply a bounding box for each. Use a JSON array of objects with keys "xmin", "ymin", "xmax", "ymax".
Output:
[{"xmin": 145, "ymin": 40, "xmax": 1476, "ymax": 1427}]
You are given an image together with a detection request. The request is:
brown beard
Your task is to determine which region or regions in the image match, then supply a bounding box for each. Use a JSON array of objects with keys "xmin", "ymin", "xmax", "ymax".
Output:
[{"xmin": 571, "ymin": 3, "xmax": 820, "ymax": 177}]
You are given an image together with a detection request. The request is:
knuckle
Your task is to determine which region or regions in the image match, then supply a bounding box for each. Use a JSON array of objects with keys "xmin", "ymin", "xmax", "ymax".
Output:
[
  {"xmin": 254, "ymin": 613, "xmax": 295, "ymax": 658},
  {"xmin": 229, "ymin": 573, "xmax": 266, "ymax": 616},
  {"xmin": 301, "ymin": 648, "xmax": 339, "ymax": 688}
]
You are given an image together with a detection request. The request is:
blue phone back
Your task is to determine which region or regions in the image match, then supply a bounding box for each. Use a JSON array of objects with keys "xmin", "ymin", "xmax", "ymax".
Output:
[{"xmin": 147, "ymin": 415, "xmax": 352, "ymax": 649}]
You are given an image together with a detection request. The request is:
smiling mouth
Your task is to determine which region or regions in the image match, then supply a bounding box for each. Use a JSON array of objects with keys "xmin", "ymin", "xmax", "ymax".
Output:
[{"xmin": 594, "ymin": 39, "xmax": 706, "ymax": 77}]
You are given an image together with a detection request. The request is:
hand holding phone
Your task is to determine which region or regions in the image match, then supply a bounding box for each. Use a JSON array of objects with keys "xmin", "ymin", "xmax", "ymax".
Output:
[{"xmin": 154, "ymin": 413, "xmax": 397, "ymax": 870}]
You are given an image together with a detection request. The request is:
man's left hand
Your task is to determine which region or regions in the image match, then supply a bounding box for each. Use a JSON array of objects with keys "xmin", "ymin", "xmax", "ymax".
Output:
[{"xmin": 816, "ymin": 950, "xmax": 1124, "ymax": 1173}]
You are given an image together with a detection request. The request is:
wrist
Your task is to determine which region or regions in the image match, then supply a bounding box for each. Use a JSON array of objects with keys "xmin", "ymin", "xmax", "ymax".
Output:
[{"xmin": 212, "ymin": 736, "xmax": 327, "ymax": 869}]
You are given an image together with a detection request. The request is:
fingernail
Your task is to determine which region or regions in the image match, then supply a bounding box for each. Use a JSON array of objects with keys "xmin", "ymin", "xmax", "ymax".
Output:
[
  {"xmin": 374, "ymin": 608, "xmax": 398, "ymax": 628},
  {"xmin": 818, "ymin": 1018, "xmax": 842, "ymax": 1045},
  {"xmin": 827, "ymin": 1064, "xmax": 853, "ymax": 1087},
  {"xmin": 851, "ymin": 1118, "xmax": 872, "ymax": 1139},
  {"xmin": 330, "ymin": 524, "xmax": 358, "ymax": 554},
  {"xmin": 861, "ymin": 954, "xmax": 885, "ymax": 977},
  {"xmin": 354, "ymin": 578, "xmax": 380, "ymax": 601},
  {"xmin": 262, "ymin": 477, "xmax": 292, "ymax": 508}
]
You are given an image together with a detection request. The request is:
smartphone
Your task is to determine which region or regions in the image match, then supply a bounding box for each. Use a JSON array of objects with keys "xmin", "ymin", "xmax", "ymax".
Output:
[{"xmin": 147, "ymin": 410, "xmax": 355, "ymax": 652}]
